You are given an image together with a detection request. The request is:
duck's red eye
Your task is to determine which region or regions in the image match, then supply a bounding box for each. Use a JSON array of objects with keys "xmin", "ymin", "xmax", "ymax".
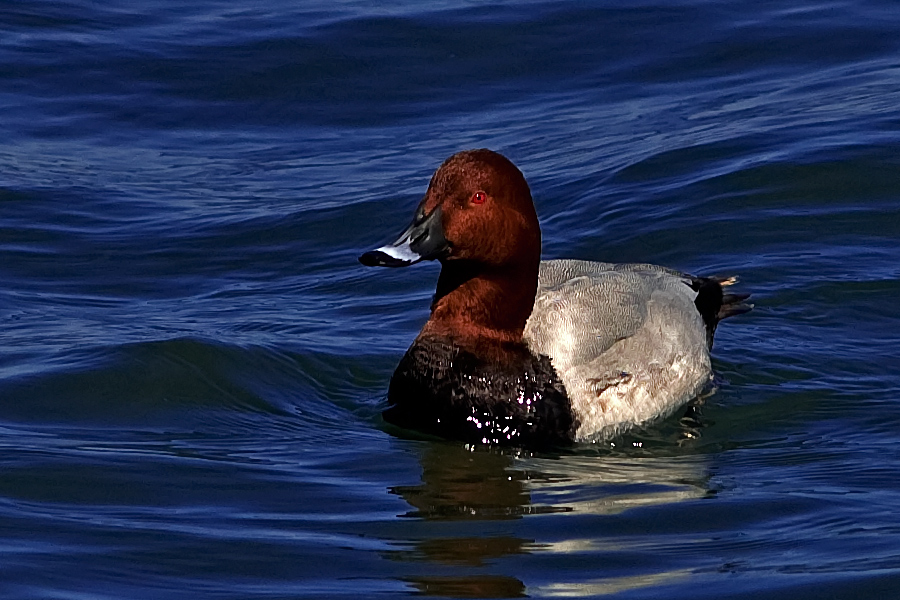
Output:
[{"xmin": 472, "ymin": 191, "xmax": 486, "ymax": 205}]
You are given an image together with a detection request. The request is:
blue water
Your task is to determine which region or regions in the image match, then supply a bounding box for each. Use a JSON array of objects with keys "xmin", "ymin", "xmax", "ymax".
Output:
[{"xmin": 2, "ymin": 1, "xmax": 900, "ymax": 598}]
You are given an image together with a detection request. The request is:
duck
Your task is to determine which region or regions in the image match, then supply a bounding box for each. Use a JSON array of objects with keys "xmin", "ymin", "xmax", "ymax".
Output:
[{"xmin": 359, "ymin": 149, "xmax": 750, "ymax": 447}]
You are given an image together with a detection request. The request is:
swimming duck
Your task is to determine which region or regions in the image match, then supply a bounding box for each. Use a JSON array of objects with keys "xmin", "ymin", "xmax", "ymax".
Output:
[{"xmin": 360, "ymin": 149, "xmax": 750, "ymax": 446}]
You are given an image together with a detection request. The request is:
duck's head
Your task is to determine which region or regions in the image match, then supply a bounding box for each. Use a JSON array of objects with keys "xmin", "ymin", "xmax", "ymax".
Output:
[{"xmin": 359, "ymin": 149, "xmax": 540, "ymax": 272}]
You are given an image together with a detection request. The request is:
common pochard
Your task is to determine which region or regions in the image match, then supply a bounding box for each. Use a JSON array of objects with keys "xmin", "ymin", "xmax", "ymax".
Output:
[{"xmin": 360, "ymin": 149, "xmax": 750, "ymax": 446}]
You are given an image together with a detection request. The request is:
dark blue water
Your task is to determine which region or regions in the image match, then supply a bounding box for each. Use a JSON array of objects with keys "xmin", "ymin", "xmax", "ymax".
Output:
[{"xmin": 2, "ymin": 1, "xmax": 900, "ymax": 597}]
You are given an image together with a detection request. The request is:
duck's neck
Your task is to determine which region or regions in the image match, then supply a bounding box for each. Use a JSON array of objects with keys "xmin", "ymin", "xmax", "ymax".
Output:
[{"xmin": 420, "ymin": 259, "xmax": 539, "ymax": 349}]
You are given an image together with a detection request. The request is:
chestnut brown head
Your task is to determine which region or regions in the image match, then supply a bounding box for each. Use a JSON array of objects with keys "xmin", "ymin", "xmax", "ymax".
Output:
[{"xmin": 360, "ymin": 149, "xmax": 540, "ymax": 271}]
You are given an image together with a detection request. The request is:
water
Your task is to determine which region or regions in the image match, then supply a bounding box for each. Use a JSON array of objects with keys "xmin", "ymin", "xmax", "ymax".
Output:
[{"xmin": 2, "ymin": 0, "xmax": 899, "ymax": 597}]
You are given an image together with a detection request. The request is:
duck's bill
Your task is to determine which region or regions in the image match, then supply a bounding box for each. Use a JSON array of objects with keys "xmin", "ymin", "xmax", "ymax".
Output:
[
  {"xmin": 359, "ymin": 206, "xmax": 449, "ymax": 268},
  {"xmin": 358, "ymin": 224, "xmax": 423, "ymax": 267}
]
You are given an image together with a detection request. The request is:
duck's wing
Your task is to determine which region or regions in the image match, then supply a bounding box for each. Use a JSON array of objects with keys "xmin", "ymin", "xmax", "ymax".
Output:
[
  {"xmin": 524, "ymin": 259, "xmax": 699, "ymax": 371},
  {"xmin": 524, "ymin": 259, "xmax": 713, "ymax": 440}
]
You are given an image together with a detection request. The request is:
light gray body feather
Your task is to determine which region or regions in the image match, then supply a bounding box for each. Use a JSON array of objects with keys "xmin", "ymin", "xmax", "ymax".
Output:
[{"xmin": 523, "ymin": 259, "xmax": 712, "ymax": 441}]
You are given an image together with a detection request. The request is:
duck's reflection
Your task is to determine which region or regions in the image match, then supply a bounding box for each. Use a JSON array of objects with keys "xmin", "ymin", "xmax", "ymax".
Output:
[
  {"xmin": 390, "ymin": 443, "xmax": 567, "ymax": 521},
  {"xmin": 386, "ymin": 444, "xmax": 535, "ymax": 598},
  {"xmin": 386, "ymin": 440, "xmax": 711, "ymax": 598},
  {"xmin": 402, "ymin": 573, "xmax": 526, "ymax": 598}
]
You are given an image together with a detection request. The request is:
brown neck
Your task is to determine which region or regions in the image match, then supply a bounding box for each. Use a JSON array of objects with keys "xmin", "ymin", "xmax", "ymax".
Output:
[{"xmin": 420, "ymin": 258, "xmax": 539, "ymax": 349}]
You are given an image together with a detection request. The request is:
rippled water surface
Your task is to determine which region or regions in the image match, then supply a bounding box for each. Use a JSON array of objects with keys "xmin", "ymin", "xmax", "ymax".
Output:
[{"xmin": 2, "ymin": 1, "xmax": 900, "ymax": 598}]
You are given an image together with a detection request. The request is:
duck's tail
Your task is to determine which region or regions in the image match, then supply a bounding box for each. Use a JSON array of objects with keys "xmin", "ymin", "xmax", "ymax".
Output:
[{"xmin": 688, "ymin": 275, "xmax": 753, "ymax": 349}]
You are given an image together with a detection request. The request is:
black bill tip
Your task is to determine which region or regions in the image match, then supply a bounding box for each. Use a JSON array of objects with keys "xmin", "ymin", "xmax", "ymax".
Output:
[{"xmin": 358, "ymin": 250, "xmax": 414, "ymax": 268}]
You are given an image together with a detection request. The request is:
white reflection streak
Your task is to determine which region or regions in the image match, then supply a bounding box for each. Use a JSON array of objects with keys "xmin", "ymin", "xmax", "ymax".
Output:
[{"xmin": 533, "ymin": 568, "xmax": 694, "ymax": 597}]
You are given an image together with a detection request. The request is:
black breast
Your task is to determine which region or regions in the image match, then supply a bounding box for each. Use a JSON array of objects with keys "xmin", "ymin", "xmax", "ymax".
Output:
[{"xmin": 383, "ymin": 337, "xmax": 577, "ymax": 447}]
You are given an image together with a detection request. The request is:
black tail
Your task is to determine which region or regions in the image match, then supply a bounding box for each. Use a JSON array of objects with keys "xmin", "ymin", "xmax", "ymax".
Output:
[{"xmin": 688, "ymin": 275, "xmax": 752, "ymax": 349}]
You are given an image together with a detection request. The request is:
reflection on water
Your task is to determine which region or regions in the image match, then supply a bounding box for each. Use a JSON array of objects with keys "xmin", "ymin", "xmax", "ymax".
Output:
[
  {"xmin": 532, "ymin": 568, "xmax": 695, "ymax": 598},
  {"xmin": 390, "ymin": 444, "xmax": 568, "ymax": 520},
  {"xmin": 386, "ymin": 445, "xmax": 538, "ymax": 597},
  {"xmin": 387, "ymin": 442, "xmax": 711, "ymax": 597},
  {"xmin": 404, "ymin": 575, "xmax": 527, "ymax": 599},
  {"xmin": 519, "ymin": 450, "xmax": 713, "ymax": 517}
]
